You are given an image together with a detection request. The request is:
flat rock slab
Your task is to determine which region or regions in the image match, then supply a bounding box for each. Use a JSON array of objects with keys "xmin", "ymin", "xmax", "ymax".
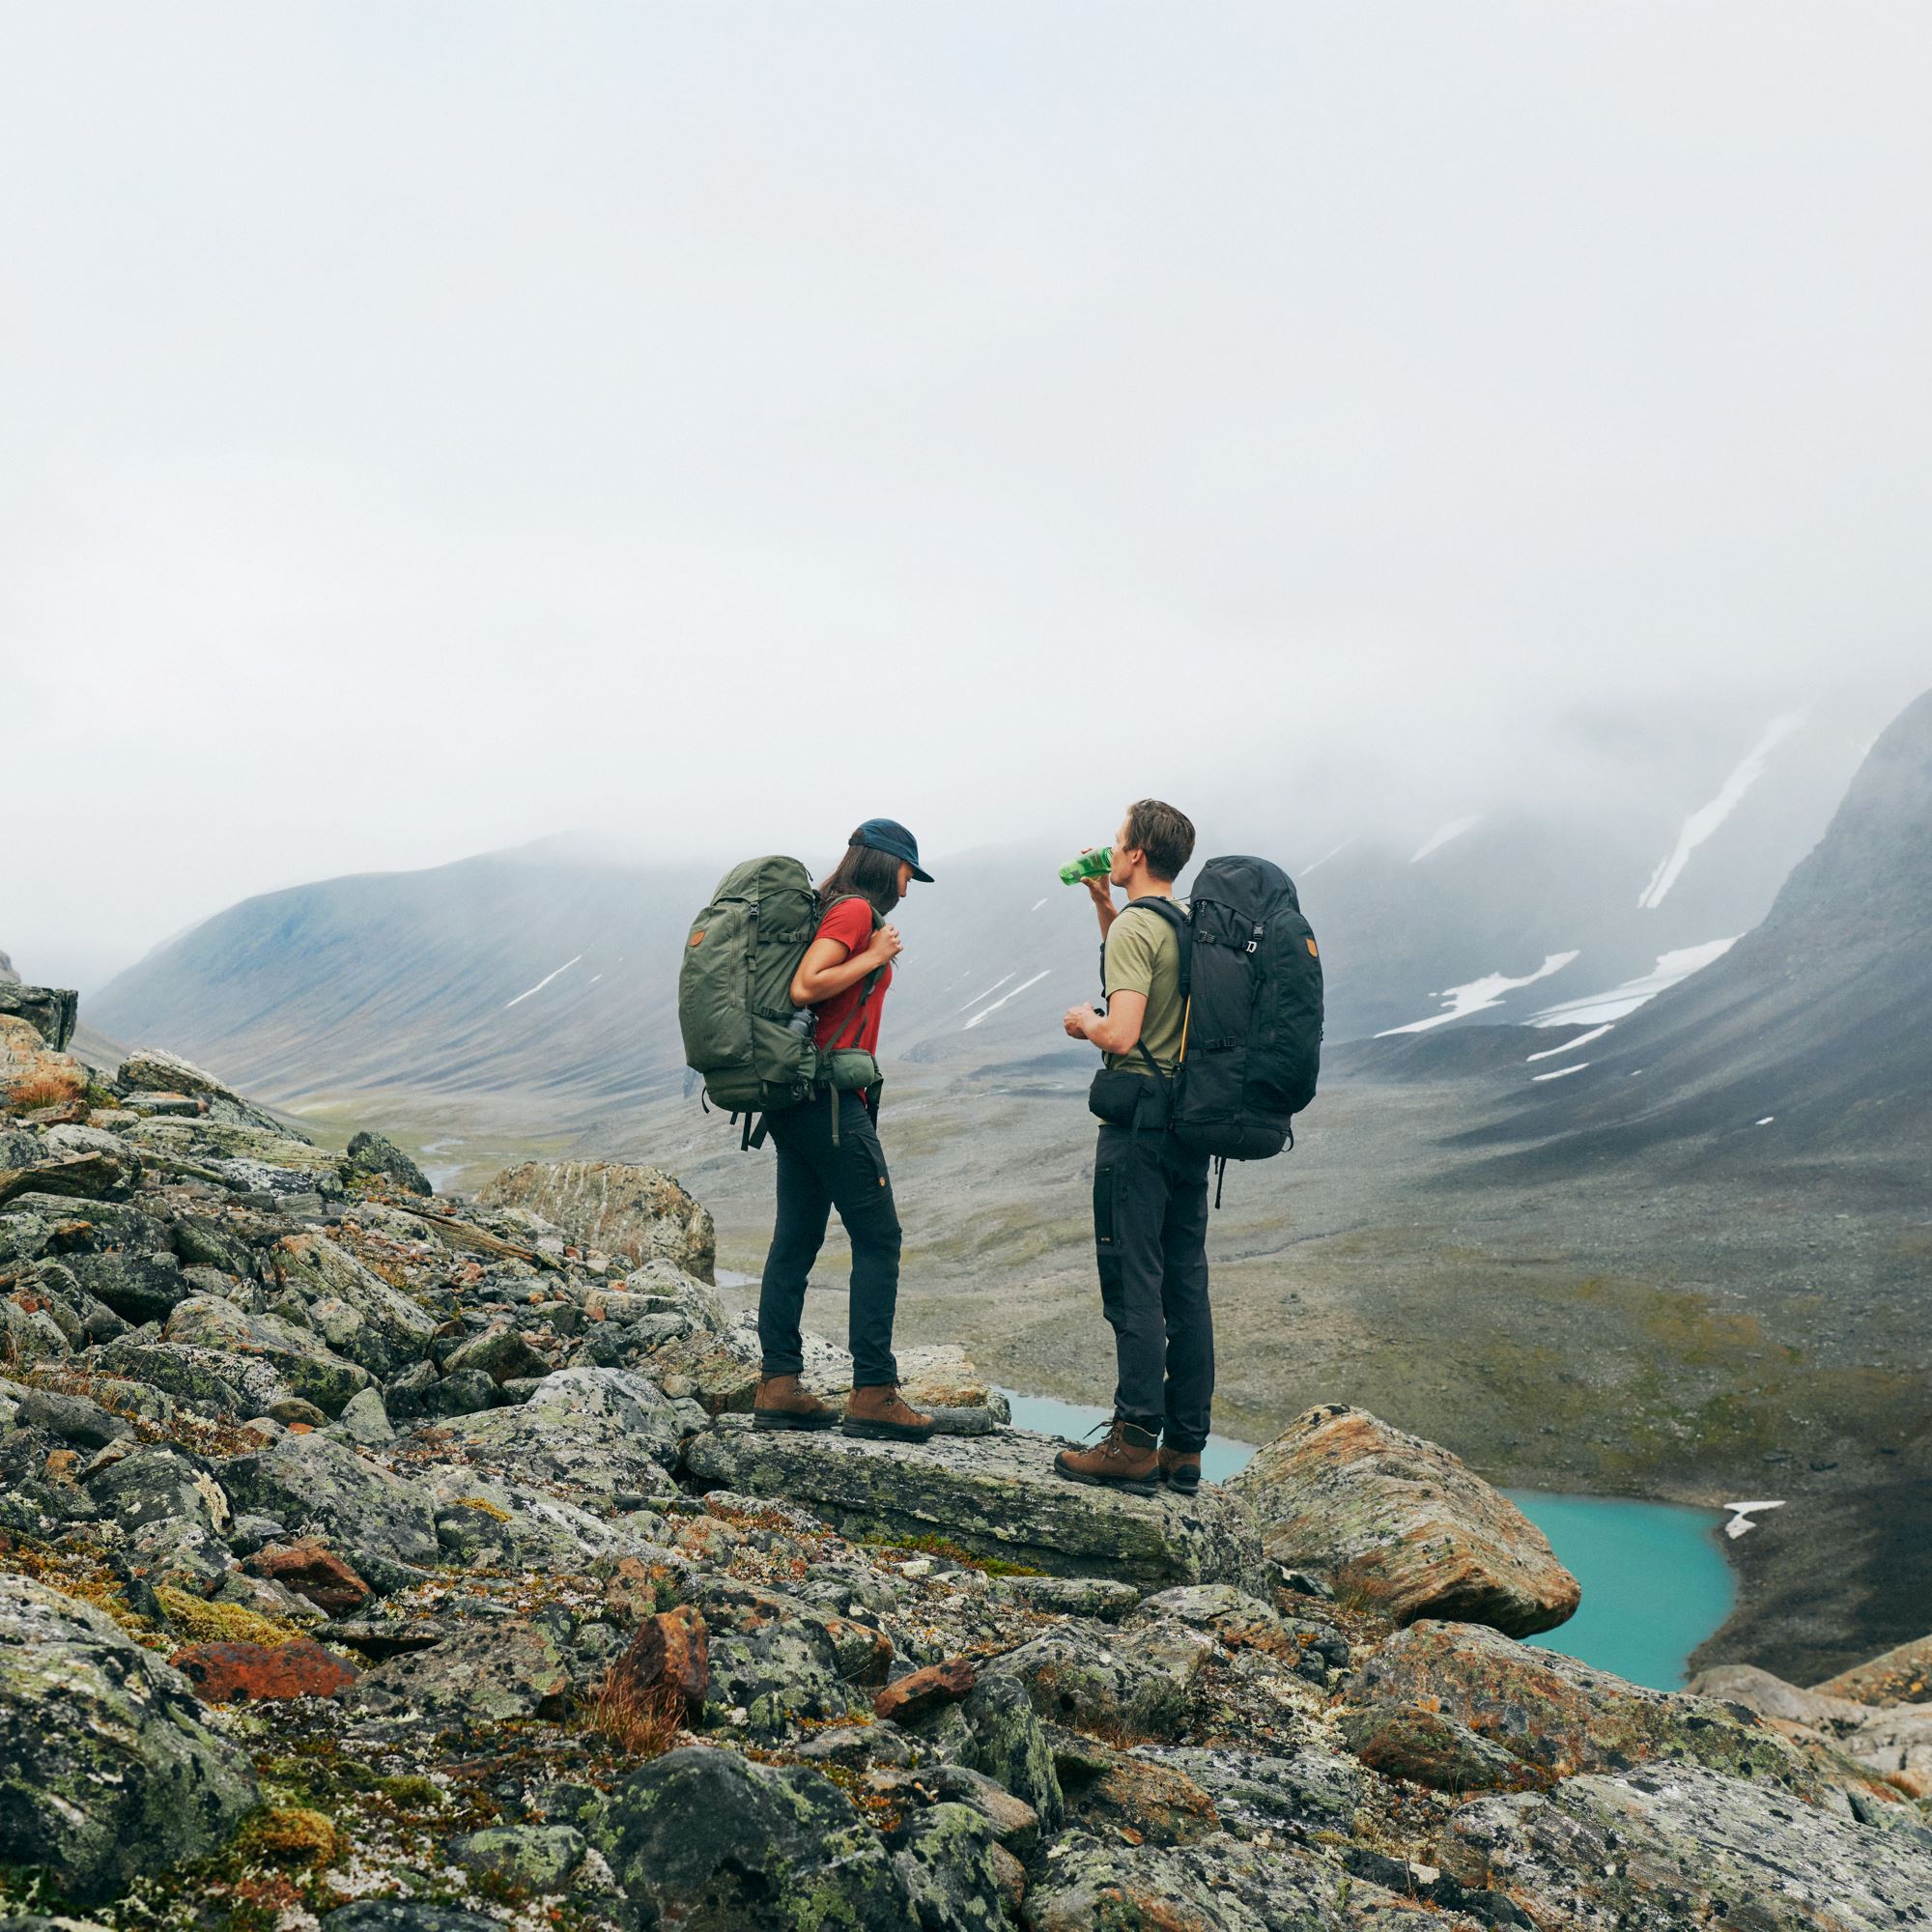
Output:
[
  {"xmin": 1446, "ymin": 1762, "xmax": 1932, "ymax": 1930},
  {"xmin": 1229, "ymin": 1402, "xmax": 1579, "ymax": 1636},
  {"xmin": 683, "ymin": 1420, "xmax": 1262, "ymax": 1590}
]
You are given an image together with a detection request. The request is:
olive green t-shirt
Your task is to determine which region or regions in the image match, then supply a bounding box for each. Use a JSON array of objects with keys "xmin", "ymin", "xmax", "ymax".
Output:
[{"xmin": 1103, "ymin": 897, "xmax": 1188, "ymax": 1076}]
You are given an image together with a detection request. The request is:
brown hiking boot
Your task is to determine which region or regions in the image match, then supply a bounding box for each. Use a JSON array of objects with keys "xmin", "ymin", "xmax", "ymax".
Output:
[
  {"xmin": 753, "ymin": 1374, "xmax": 838, "ymax": 1433},
  {"xmin": 1054, "ymin": 1419, "xmax": 1159, "ymax": 1495},
  {"xmin": 1159, "ymin": 1445, "xmax": 1203, "ymax": 1494},
  {"xmin": 841, "ymin": 1384, "xmax": 936, "ymax": 1442}
]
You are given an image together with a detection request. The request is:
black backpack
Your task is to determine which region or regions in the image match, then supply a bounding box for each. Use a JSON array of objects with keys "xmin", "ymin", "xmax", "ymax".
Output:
[{"xmin": 1108, "ymin": 857, "xmax": 1322, "ymax": 1198}]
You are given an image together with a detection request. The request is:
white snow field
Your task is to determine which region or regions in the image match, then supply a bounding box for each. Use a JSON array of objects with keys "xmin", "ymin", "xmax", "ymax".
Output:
[
  {"xmin": 1408, "ymin": 815, "xmax": 1482, "ymax": 865},
  {"xmin": 964, "ymin": 969, "xmax": 1052, "ymax": 1030},
  {"xmin": 1531, "ymin": 938, "xmax": 1739, "ymax": 1028},
  {"xmin": 1638, "ymin": 712, "xmax": 1805, "ymax": 910},
  {"xmin": 1376, "ymin": 951, "xmax": 1579, "ymax": 1036}
]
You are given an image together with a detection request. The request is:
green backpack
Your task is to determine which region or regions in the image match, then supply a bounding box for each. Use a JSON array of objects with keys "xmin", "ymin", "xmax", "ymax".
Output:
[{"xmin": 678, "ymin": 856, "xmax": 882, "ymax": 1143}]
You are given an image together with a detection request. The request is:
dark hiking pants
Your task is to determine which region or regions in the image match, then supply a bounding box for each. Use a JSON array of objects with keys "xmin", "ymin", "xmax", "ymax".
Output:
[
  {"xmin": 1093, "ymin": 1124, "xmax": 1213, "ymax": 1452},
  {"xmin": 758, "ymin": 1090, "xmax": 902, "ymax": 1389}
]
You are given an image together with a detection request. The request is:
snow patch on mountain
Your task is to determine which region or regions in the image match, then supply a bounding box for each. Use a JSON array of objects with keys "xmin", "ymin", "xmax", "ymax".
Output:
[
  {"xmin": 1531, "ymin": 938, "xmax": 1739, "ymax": 1028},
  {"xmin": 504, "ymin": 953, "xmax": 583, "ymax": 1009},
  {"xmin": 1638, "ymin": 713, "xmax": 1805, "ymax": 910},
  {"xmin": 1376, "ymin": 951, "xmax": 1578, "ymax": 1036},
  {"xmin": 963, "ymin": 969, "xmax": 1051, "ymax": 1030},
  {"xmin": 1409, "ymin": 815, "xmax": 1482, "ymax": 865},
  {"xmin": 954, "ymin": 972, "xmax": 1015, "ymax": 1013},
  {"xmin": 1532, "ymin": 1062, "xmax": 1590, "ymax": 1082},
  {"xmin": 1527, "ymin": 1023, "xmax": 1614, "ymax": 1062}
]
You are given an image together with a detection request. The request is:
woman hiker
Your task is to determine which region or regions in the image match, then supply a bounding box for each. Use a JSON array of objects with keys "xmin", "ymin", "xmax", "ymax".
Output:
[{"xmin": 752, "ymin": 818, "xmax": 938, "ymax": 1444}]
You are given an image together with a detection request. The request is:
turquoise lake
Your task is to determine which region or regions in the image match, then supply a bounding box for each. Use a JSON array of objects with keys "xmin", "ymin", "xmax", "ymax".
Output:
[{"xmin": 997, "ymin": 1390, "xmax": 1734, "ymax": 1690}]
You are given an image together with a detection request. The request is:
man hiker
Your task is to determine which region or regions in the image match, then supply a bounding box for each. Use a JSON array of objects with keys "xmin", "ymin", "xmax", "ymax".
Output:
[{"xmin": 1055, "ymin": 798, "xmax": 1212, "ymax": 1495}]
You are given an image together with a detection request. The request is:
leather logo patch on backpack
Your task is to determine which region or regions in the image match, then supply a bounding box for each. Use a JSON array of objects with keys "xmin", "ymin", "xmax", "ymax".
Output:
[
  {"xmin": 689, "ymin": 930, "xmax": 706, "ymax": 948},
  {"xmin": 1306, "ymin": 938, "xmax": 1319, "ymax": 956}
]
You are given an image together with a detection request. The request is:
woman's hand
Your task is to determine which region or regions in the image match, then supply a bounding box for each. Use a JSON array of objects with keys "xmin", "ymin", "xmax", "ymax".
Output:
[{"xmin": 868, "ymin": 923, "xmax": 904, "ymax": 965}]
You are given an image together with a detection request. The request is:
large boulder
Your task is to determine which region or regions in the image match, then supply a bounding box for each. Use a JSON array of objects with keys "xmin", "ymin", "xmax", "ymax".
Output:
[
  {"xmin": 341, "ymin": 1621, "xmax": 570, "ymax": 1725},
  {"xmin": 1443, "ymin": 1763, "xmax": 1932, "ymax": 1929},
  {"xmin": 220, "ymin": 1431, "xmax": 438, "ymax": 1585},
  {"xmin": 683, "ymin": 1421, "xmax": 1263, "ymax": 1590},
  {"xmin": 0, "ymin": 1577, "xmax": 258, "ymax": 1902},
  {"xmin": 0, "ymin": 1015, "xmax": 87, "ymax": 1109},
  {"xmin": 162, "ymin": 1296, "xmax": 375, "ymax": 1415},
  {"xmin": 590, "ymin": 1744, "xmax": 986, "ymax": 1930},
  {"xmin": 478, "ymin": 1160, "xmax": 716, "ymax": 1281},
  {"xmin": 1344, "ymin": 1620, "xmax": 1838, "ymax": 1798},
  {"xmin": 0, "ymin": 983, "xmax": 77, "ymax": 1052},
  {"xmin": 1229, "ymin": 1403, "xmax": 1578, "ymax": 1635},
  {"xmin": 1691, "ymin": 1662, "xmax": 1932, "ymax": 1800},
  {"xmin": 268, "ymin": 1232, "xmax": 438, "ymax": 1372},
  {"xmin": 343, "ymin": 1130, "xmax": 431, "ymax": 1196},
  {"xmin": 429, "ymin": 1366, "xmax": 681, "ymax": 1507}
]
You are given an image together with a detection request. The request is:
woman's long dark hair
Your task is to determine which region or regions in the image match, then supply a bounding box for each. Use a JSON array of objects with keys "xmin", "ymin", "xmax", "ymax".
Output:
[{"xmin": 820, "ymin": 838, "xmax": 904, "ymax": 917}]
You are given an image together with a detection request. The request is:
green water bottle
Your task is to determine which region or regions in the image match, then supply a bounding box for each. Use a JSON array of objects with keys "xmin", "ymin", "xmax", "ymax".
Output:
[{"xmin": 1059, "ymin": 847, "xmax": 1113, "ymax": 887}]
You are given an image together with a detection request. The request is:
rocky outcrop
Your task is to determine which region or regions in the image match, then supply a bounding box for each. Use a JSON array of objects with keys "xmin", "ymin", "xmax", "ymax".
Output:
[
  {"xmin": 478, "ymin": 1159, "xmax": 716, "ymax": 1281},
  {"xmin": 5, "ymin": 1004, "xmax": 1930, "ymax": 1928},
  {"xmin": 1346, "ymin": 1620, "xmax": 1844, "ymax": 1798},
  {"xmin": 0, "ymin": 982, "xmax": 77, "ymax": 1052},
  {"xmin": 1443, "ymin": 1763, "xmax": 1932, "ymax": 1929},
  {"xmin": 1230, "ymin": 1403, "xmax": 1579, "ymax": 1634},
  {"xmin": 685, "ymin": 1418, "xmax": 1262, "ymax": 1589},
  {"xmin": 0, "ymin": 1577, "xmax": 259, "ymax": 1901},
  {"xmin": 343, "ymin": 1130, "xmax": 431, "ymax": 1195},
  {"xmin": 1690, "ymin": 1661, "xmax": 1932, "ymax": 1798}
]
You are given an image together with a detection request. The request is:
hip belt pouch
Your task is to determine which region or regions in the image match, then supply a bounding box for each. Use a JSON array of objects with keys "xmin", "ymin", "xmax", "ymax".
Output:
[
  {"xmin": 818, "ymin": 1048, "xmax": 883, "ymax": 1094},
  {"xmin": 1088, "ymin": 1067, "xmax": 1171, "ymax": 1129}
]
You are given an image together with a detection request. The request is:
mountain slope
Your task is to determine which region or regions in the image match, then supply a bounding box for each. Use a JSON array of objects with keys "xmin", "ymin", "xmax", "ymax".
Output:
[
  {"xmin": 87, "ymin": 704, "xmax": 1869, "ymax": 1130},
  {"xmin": 1459, "ymin": 687, "xmax": 1932, "ymax": 1173}
]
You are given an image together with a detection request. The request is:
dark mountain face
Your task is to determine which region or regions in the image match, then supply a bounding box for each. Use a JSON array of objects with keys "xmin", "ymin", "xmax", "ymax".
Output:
[{"xmin": 1459, "ymin": 688, "xmax": 1932, "ymax": 1173}]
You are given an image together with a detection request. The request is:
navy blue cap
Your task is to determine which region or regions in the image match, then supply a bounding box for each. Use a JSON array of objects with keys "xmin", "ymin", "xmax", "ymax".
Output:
[{"xmin": 852, "ymin": 818, "xmax": 933, "ymax": 883}]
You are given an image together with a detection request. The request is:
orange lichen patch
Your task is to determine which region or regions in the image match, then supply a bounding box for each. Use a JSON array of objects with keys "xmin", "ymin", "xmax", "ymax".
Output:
[{"xmin": 172, "ymin": 1637, "xmax": 360, "ymax": 1703}]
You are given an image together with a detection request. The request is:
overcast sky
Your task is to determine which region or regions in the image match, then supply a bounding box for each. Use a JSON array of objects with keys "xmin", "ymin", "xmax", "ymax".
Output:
[{"xmin": 5, "ymin": 3, "xmax": 1929, "ymax": 989}]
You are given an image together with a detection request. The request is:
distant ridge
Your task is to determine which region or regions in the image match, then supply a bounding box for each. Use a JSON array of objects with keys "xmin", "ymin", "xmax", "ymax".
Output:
[{"xmin": 1459, "ymin": 687, "xmax": 1932, "ymax": 1174}]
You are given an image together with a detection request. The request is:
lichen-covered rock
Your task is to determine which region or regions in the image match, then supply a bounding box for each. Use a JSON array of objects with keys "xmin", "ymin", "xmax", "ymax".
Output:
[
  {"xmin": 1347, "ymin": 1620, "xmax": 1834, "ymax": 1797},
  {"xmin": 589, "ymin": 1744, "xmax": 923, "ymax": 1929},
  {"xmin": 1443, "ymin": 1763, "xmax": 1932, "ymax": 1929},
  {"xmin": 163, "ymin": 1295, "xmax": 375, "ymax": 1414},
  {"xmin": 270, "ymin": 1232, "xmax": 438, "ymax": 1372},
  {"xmin": 1812, "ymin": 1631, "xmax": 1932, "ymax": 1707},
  {"xmin": 430, "ymin": 1366, "xmax": 681, "ymax": 1506},
  {"xmin": 170, "ymin": 1636, "xmax": 359, "ymax": 1702},
  {"xmin": 1144, "ymin": 1743, "xmax": 1366, "ymax": 1843},
  {"xmin": 0, "ymin": 1576, "xmax": 258, "ymax": 1902},
  {"xmin": 1230, "ymin": 1403, "xmax": 1579, "ymax": 1635},
  {"xmin": 86, "ymin": 1441, "xmax": 231, "ymax": 1537},
  {"xmin": 1692, "ymin": 1662, "xmax": 1932, "ymax": 1800},
  {"xmin": 0, "ymin": 981, "xmax": 77, "ymax": 1050},
  {"xmin": 220, "ymin": 1430, "xmax": 438, "ymax": 1585},
  {"xmin": 344, "ymin": 1130, "xmax": 432, "ymax": 1196},
  {"xmin": 684, "ymin": 1420, "xmax": 1262, "ymax": 1589},
  {"xmin": 982, "ymin": 1623, "xmax": 1207, "ymax": 1742},
  {"xmin": 1024, "ymin": 1832, "xmax": 1479, "ymax": 1932},
  {"xmin": 446, "ymin": 1823, "xmax": 589, "ymax": 1891},
  {"xmin": 607, "ymin": 1604, "xmax": 709, "ymax": 1721},
  {"xmin": 341, "ymin": 1621, "xmax": 570, "ymax": 1724},
  {"xmin": 244, "ymin": 1540, "xmax": 372, "ymax": 1617},
  {"xmin": 479, "ymin": 1160, "xmax": 716, "ymax": 1280}
]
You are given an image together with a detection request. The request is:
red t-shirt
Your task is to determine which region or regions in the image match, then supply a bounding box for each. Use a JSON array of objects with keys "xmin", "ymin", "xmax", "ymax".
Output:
[{"xmin": 811, "ymin": 897, "xmax": 890, "ymax": 1057}]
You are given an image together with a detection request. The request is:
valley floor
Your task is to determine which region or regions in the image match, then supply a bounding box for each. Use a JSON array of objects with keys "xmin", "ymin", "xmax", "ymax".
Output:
[{"xmin": 589, "ymin": 1059, "xmax": 1932, "ymax": 1688}]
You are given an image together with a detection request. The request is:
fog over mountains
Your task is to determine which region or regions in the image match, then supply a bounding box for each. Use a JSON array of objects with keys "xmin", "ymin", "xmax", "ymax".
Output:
[{"xmin": 87, "ymin": 695, "xmax": 1888, "ymax": 1137}]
